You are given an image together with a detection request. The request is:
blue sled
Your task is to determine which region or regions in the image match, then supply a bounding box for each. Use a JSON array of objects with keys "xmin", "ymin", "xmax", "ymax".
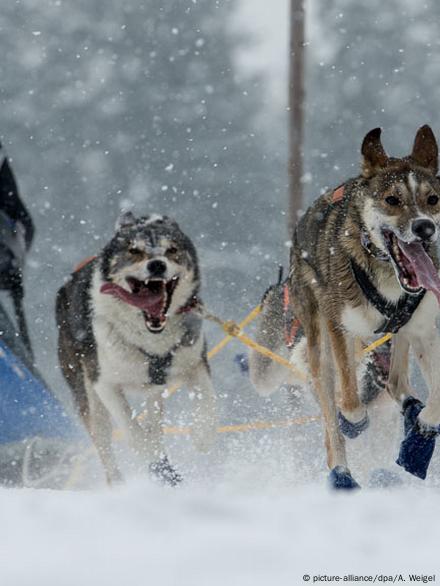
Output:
[{"xmin": 0, "ymin": 338, "xmax": 79, "ymax": 444}]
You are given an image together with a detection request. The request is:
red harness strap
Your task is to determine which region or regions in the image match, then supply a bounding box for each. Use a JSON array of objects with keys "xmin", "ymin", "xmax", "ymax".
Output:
[
  {"xmin": 283, "ymin": 283, "xmax": 302, "ymax": 348},
  {"xmin": 331, "ymin": 184, "xmax": 345, "ymax": 203},
  {"xmin": 73, "ymin": 255, "xmax": 97, "ymax": 273}
]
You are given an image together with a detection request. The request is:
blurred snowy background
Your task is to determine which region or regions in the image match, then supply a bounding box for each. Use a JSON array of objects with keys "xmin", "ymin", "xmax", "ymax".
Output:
[{"xmin": 2, "ymin": 0, "xmax": 440, "ymax": 412}]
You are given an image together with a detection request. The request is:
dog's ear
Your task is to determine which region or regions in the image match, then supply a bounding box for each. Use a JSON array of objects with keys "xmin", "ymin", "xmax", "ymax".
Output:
[
  {"xmin": 115, "ymin": 210, "xmax": 136, "ymax": 230},
  {"xmin": 361, "ymin": 128, "xmax": 388, "ymax": 178},
  {"xmin": 410, "ymin": 125, "xmax": 438, "ymax": 174}
]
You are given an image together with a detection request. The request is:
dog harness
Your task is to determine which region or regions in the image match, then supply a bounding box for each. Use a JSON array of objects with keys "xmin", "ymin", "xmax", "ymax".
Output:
[
  {"xmin": 350, "ymin": 259, "xmax": 425, "ymax": 334},
  {"xmin": 138, "ymin": 323, "xmax": 201, "ymax": 385}
]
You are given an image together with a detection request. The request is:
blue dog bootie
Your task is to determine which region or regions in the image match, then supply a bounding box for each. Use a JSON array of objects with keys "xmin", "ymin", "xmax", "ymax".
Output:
[
  {"xmin": 328, "ymin": 466, "xmax": 360, "ymax": 490},
  {"xmin": 396, "ymin": 396, "xmax": 439, "ymax": 480},
  {"xmin": 338, "ymin": 410, "xmax": 369, "ymax": 439}
]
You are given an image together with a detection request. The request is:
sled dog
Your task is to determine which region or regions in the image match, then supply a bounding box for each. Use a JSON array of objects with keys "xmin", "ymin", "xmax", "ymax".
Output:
[
  {"xmin": 275, "ymin": 126, "xmax": 440, "ymax": 487},
  {"xmin": 56, "ymin": 213, "xmax": 217, "ymax": 485}
]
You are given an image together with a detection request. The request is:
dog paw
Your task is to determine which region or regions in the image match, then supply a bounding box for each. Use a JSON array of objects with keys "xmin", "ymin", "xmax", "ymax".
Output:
[
  {"xmin": 396, "ymin": 396, "xmax": 438, "ymax": 480},
  {"xmin": 328, "ymin": 466, "xmax": 360, "ymax": 490},
  {"xmin": 368, "ymin": 468, "xmax": 403, "ymax": 489},
  {"xmin": 149, "ymin": 456, "xmax": 182, "ymax": 487},
  {"xmin": 338, "ymin": 410, "xmax": 369, "ymax": 439}
]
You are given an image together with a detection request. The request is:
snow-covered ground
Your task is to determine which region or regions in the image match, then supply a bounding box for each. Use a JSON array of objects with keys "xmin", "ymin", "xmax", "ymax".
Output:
[
  {"xmin": 1, "ymin": 479, "xmax": 439, "ymax": 586},
  {"xmin": 1, "ymin": 390, "xmax": 440, "ymax": 586}
]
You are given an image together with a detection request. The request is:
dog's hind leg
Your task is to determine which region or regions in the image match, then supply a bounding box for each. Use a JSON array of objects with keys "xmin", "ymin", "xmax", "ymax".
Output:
[
  {"xmin": 327, "ymin": 321, "xmax": 369, "ymax": 439},
  {"xmin": 304, "ymin": 315, "xmax": 357, "ymax": 488}
]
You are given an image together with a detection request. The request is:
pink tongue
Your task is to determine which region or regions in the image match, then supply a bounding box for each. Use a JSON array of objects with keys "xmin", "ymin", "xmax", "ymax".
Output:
[
  {"xmin": 100, "ymin": 283, "xmax": 165, "ymax": 316},
  {"xmin": 398, "ymin": 241, "xmax": 440, "ymax": 305}
]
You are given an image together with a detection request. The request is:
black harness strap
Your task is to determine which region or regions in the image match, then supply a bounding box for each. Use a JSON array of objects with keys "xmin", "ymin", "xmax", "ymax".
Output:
[
  {"xmin": 138, "ymin": 321, "xmax": 202, "ymax": 385},
  {"xmin": 350, "ymin": 260, "xmax": 425, "ymax": 334},
  {"xmin": 141, "ymin": 351, "xmax": 173, "ymax": 385}
]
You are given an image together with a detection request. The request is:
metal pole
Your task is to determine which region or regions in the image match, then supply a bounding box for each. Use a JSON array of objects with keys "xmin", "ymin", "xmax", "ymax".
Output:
[{"xmin": 288, "ymin": 0, "xmax": 305, "ymax": 236}]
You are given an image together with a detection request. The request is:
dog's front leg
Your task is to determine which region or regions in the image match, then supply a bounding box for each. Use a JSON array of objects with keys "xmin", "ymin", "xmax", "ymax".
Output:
[
  {"xmin": 86, "ymin": 386, "xmax": 123, "ymax": 485},
  {"xmin": 185, "ymin": 361, "xmax": 218, "ymax": 453},
  {"xmin": 139, "ymin": 389, "xmax": 182, "ymax": 486},
  {"xmin": 396, "ymin": 332, "xmax": 440, "ymax": 479},
  {"xmin": 327, "ymin": 321, "xmax": 369, "ymax": 438},
  {"xmin": 304, "ymin": 314, "xmax": 357, "ymax": 488},
  {"xmin": 94, "ymin": 379, "xmax": 156, "ymax": 467}
]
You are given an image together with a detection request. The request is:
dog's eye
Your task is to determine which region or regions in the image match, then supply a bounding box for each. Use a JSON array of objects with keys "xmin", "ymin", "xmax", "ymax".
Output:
[
  {"xmin": 427, "ymin": 194, "xmax": 439, "ymax": 206},
  {"xmin": 128, "ymin": 248, "xmax": 143, "ymax": 256},
  {"xmin": 167, "ymin": 246, "xmax": 178, "ymax": 256},
  {"xmin": 385, "ymin": 196, "xmax": 400, "ymax": 206}
]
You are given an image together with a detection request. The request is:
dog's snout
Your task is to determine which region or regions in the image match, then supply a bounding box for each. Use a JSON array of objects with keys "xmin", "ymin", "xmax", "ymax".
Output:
[
  {"xmin": 411, "ymin": 219, "xmax": 436, "ymax": 241},
  {"xmin": 147, "ymin": 259, "xmax": 167, "ymax": 276}
]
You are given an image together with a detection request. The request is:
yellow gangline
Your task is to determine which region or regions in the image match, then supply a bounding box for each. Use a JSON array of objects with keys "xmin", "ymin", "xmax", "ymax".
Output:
[
  {"xmin": 163, "ymin": 415, "xmax": 319, "ymax": 435},
  {"xmin": 207, "ymin": 304, "xmax": 262, "ymax": 360}
]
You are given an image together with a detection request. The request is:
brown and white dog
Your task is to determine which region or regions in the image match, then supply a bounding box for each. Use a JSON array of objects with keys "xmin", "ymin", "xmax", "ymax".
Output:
[
  {"xmin": 285, "ymin": 125, "xmax": 440, "ymax": 488},
  {"xmin": 56, "ymin": 213, "xmax": 217, "ymax": 486}
]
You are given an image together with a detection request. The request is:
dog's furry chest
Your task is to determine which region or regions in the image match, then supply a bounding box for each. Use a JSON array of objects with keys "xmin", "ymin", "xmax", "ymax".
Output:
[
  {"xmin": 93, "ymin": 313, "xmax": 204, "ymax": 389},
  {"xmin": 338, "ymin": 269, "xmax": 398, "ymax": 336}
]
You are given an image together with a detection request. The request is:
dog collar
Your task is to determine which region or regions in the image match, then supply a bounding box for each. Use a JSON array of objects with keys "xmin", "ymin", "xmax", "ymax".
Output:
[
  {"xmin": 350, "ymin": 259, "xmax": 425, "ymax": 334},
  {"xmin": 360, "ymin": 231, "xmax": 389, "ymax": 262}
]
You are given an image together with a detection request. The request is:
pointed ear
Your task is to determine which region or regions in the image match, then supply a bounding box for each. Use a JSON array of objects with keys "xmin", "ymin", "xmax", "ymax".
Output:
[
  {"xmin": 361, "ymin": 128, "xmax": 388, "ymax": 178},
  {"xmin": 411, "ymin": 125, "xmax": 438, "ymax": 174},
  {"xmin": 115, "ymin": 210, "xmax": 136, "ymax": 231}
]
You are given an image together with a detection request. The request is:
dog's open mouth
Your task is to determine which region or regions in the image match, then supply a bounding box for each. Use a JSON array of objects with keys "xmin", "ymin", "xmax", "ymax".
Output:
[
  {"xmin": 382, "ymin": 229, "xmax": 440, "ymax": 303},
  {"xmin": 126, "ymin": 276, "xmax": 178, "ymax": 332},
  {"xmin": 100, "ymin": 277, "xmax": 179, "ymax": 333}
]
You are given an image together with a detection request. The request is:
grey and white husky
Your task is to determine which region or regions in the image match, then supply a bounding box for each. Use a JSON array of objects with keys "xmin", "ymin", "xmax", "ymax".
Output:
[{"xmin": 56, "ymin": 213, "xmax": 217, "ymax": 485}]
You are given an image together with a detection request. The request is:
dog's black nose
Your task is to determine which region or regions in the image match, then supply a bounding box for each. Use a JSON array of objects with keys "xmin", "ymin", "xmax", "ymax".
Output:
[
  {"xmin": 411, "ymin": 219, "xmax": 436, "ymax": 241},
  {"xmin": 147, "ymin": 259, "xmax": 167, "ymax": 276}
]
